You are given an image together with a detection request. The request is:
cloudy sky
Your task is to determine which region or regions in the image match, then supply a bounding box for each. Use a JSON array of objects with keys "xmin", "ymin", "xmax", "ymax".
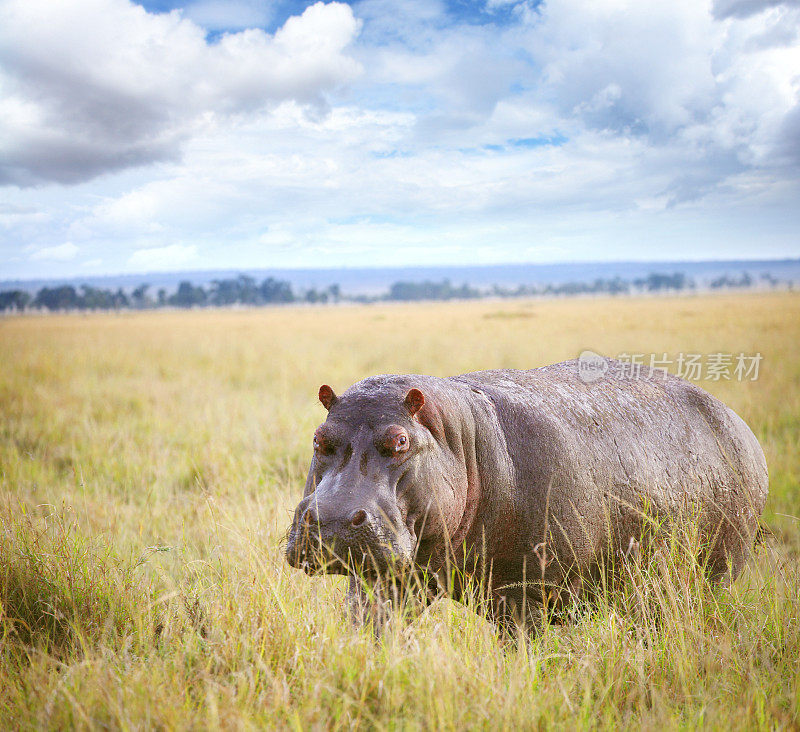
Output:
[{"xmin": 1, "ymin": 0, "xmax": 799, "ymax": 279}]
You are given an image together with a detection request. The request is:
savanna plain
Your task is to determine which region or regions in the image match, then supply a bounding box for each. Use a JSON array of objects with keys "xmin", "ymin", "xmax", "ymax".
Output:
[{"xmin": 1, "ymin": 292, "xmax": 799, "ymax": 730}]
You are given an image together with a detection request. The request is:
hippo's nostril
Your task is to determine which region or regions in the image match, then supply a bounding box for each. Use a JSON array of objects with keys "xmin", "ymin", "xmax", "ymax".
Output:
[{"xmin": 350, "ymin": 509, "xmax": 368, "ymax": 527}]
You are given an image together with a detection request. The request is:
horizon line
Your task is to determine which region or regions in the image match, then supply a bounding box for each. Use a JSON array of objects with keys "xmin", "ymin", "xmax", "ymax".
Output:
[{"xmin": 4, "ymin": 255, "xmax": 800, "ymax": 286}]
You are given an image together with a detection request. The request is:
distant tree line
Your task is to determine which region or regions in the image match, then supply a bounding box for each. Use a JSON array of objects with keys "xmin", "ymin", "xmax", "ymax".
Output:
[
  {"xmin": 0, "ymin": 270, "xmax": 789, "ymax": 312},
  {"xmin": 382, "ymin": 273, "xmax": 697, "ymax": 301},
  {"xmin": 387, "ymin": 279, "xmax": 481, "ymax": 301},
  {"xmin": 487, "ymin": 273, "xmax": 692, "ymax": 298},
  {"xmin": 0, "ymin": 276, "xmax": 337, "ymax": 312}
]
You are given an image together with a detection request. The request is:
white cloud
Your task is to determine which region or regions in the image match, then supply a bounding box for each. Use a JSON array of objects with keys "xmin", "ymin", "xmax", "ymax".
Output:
[
  {"xmin": 30, "ymin": 242, "xmax": 79, "ymax": 261},
  {"xmin": 527, "ymin": 0, "xmax": 722, "ymax": 137},
  {"xmin": 512, "ymin": 0, "xmax": 800, "ymax": 201},
  {"xmin": 127, "ymin": 244, "xmax": 199, "ymax": 270},
  {"xmin": 0, "ymin": 0, "xmax": 361, "ymax": 186}
]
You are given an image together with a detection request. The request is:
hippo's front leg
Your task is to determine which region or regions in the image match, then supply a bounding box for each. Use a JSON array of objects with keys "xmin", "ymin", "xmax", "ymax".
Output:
[
  {"xmin": 347, "ymin": 575, "xmax": 392, "ymax": 636},
  {"xmin": 488, "ymin": 590, "xmax": 545, "ymax": 641},
  {"xmin": 347, "ymin": 571, "xmax": 439, "ymax": 636}
]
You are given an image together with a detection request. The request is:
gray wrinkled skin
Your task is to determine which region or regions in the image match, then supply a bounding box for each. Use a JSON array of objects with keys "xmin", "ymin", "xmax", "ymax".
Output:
[{"xmin": 285, "ymin": 359, "xmax": 768, "ymax": 635}]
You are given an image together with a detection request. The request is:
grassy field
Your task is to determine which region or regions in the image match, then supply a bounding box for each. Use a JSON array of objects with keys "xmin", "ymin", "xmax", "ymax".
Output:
[{"xmin": 1, "ymin": 292, "xmax": 799, "ymax": 729}]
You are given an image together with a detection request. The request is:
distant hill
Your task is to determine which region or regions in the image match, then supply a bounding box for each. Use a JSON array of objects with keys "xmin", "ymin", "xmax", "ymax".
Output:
[{"xmin": 2, "ymin": 258, "xmax": 800, "ymax": 296}]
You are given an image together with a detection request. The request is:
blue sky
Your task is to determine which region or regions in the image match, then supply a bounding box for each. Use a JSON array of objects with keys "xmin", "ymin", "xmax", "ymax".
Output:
[{"xmin": 1, "ymin": 0, "xmax": 798, "ymax": 278}]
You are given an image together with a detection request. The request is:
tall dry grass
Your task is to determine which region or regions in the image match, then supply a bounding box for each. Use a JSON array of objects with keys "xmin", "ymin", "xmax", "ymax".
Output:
[{"xmin": 1, "ymin": 292, "xmax": 798, "ymax": 729}]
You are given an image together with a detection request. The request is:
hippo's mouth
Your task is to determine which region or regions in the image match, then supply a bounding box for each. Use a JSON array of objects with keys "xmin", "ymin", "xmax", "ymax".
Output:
[
  {"xmin": 285, "ymin": 526, "xmax": 413, "ymax": 577},
  {"xmin": 292, "ymin": 545, "xmax": 352, "ymax": 576}
]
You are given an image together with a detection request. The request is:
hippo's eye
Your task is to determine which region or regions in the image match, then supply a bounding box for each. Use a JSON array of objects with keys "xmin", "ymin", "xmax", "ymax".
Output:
[
  {"xmin": 381, "ymin": 427, "xmax": 410, "ymax": 456},
  {"xmin": 313, "ymin": 430, "xmax": 333, "ymax": 455}
]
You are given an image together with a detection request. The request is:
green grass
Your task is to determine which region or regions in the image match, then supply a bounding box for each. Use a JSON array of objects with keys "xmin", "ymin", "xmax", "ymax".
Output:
[{"xmin": 1, "ymin": 292, "xmax": 799, "ymax": 729}]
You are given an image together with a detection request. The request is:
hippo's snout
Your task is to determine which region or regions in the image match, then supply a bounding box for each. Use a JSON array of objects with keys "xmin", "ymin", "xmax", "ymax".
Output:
[{"xmin": 286, "ymin": 498, "xmax": 410, "ymax": 575}]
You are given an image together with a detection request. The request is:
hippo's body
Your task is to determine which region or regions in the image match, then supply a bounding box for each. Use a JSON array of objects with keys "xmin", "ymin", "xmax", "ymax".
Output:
[{"xmin": 286, "ymin": 359, "xmax": 768, "ymax": 632}]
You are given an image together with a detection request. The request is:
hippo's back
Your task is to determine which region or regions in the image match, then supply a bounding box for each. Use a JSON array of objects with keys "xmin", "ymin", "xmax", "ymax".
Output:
[{"xmin": 452, "ymin": 359, "xmax": 768, "ymax": 582}]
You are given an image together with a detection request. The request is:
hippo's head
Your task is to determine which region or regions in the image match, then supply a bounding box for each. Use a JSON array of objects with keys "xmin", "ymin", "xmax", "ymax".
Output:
[{"xmin": 285, "ymin": 376, "xmax": 469, "ymax": 577}]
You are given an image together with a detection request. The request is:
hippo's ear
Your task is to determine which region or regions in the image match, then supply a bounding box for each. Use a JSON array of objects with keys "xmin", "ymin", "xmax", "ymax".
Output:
[
  {"xmin": 318, "ymin": 384, "xmax": 338, "ymax": 411},
  {"xmin": 404, "ymin": 388, "xmax": 425, "ymax": 417}
]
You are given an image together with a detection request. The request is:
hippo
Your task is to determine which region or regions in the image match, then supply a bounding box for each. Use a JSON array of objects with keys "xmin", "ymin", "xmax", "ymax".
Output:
[{"xmin": 285, "ymin": 358, "xmax": 768, "ymax": 634}]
